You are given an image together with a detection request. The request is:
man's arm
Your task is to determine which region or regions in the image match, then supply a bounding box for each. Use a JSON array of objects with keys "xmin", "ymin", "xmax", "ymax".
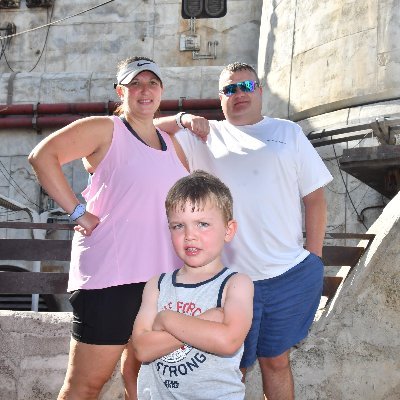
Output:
[
  {"xmin": 153, "ymin": 273, "xmax": 254, "ymax": 357},
  {"xmin": 154, "ymin": 113, "xmax": 209, "ymax": 141},
  {"xmin": 303, "ymin": 187, "xmax": 327, "ymax": 257}
]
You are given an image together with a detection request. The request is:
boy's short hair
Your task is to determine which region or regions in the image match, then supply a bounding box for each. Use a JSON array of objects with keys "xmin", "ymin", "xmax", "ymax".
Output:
[{"xmin": 165, "ymin": 170, "xmax": 233, "ymax": 224}]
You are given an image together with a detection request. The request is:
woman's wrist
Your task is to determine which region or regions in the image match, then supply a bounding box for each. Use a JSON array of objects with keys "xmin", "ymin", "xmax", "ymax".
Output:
[{"xmin": 175, "ymin": 112, "xmax": 188, "ymax": 129}]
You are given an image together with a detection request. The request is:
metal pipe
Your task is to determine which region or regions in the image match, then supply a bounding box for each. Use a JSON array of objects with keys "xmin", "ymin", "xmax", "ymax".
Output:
[
  {"xmin": 0, "ymin": 100, "xmax": 224, "ymax": 130},
  {"xmin": 0, "ymin": 99, "xmax": 222, "ymax": 115}
]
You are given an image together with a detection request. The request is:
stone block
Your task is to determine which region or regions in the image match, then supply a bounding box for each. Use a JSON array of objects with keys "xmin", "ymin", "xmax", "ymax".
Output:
[
  {"xmin": 294, "ymin": 0, "xmax": 377, "ymax": 55},
  {"xmin": 39, "ymin": 73, "xmax": 90, "ymax": 103},
  {"xmin": 291, "ymin": 29, "xmax": 378, "ymax": 113}
]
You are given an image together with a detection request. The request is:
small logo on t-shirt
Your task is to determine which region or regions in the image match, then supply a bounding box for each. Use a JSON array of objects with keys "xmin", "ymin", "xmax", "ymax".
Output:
[
  {"xmin": 162, "ymin": 344, "xmax": 192, "ymax": 363},
  {"xmin": 164, "ymin": 380, "xmax": 179, "ymax": 389}
]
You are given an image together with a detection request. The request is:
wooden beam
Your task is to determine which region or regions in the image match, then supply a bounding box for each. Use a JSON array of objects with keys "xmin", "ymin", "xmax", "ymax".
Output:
[
  {"xmin": 322, "ymin": 276, "xmax": 343, "ymax": 299},
  {"xmin": 0, "ymin": 272, "xmax": 68, "ymax": 294},
  {"xmin": 0, "ymin": 222, "xmax": 75, "ymax": 230},
  {"xmin": 0, "ymin": 239, "xmax": 72, "ymax": 261},
  {"xmin": 322, "ymin": 246, "xmax": 365, "ymax": 267}
]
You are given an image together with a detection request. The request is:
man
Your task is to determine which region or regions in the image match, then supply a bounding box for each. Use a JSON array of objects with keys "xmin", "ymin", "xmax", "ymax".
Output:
[{"xmin": 156, "ymin": 62, "xmax": 332, "ymax": 399}]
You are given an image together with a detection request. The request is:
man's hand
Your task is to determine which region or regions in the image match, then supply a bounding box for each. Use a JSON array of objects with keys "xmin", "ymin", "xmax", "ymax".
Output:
[{"xmin": 181, "ymin": 114, "xmax": 210, "ymax": 142}]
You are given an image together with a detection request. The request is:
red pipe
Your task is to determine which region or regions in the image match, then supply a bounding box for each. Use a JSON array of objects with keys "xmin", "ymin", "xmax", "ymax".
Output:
[
  {"xmin": 0, "ymin": 99, "xmax": 222, "ymax": 115},
  {"xmin": 0, "ymin": 116, "xmax": 83, "ymax": 129},
  {"xmin": 0, "ymin": 100, "xmax": 224, "ymax": 130}
]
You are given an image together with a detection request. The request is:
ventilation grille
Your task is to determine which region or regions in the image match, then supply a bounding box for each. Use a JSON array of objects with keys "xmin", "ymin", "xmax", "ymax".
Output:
[
  {"xmin": 205, "ymin": 0, "xmax": 225, "ymax": 17},
  {"xmin": 182, "ymin": 0, "xmax": 227, "ymax": 19}
]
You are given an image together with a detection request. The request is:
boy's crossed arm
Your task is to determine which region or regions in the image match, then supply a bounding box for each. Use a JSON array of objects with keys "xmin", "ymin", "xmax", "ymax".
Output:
[
  {"xmin": 132, "ymin": 273, "xmax": 254, "ymax": 363},
  {"xmin": 131, "ymin": 276, "xmax": 183, "ymax": 362}
]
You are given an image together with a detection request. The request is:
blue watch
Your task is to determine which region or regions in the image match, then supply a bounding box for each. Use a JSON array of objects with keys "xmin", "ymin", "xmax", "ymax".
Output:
[{"xmin": 69, "ymin": 203, "xmax": 86, "ymax": 221}]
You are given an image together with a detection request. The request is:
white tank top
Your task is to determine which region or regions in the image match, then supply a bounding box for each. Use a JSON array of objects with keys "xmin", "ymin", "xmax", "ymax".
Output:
[{"xmin": 137, "ymin": 267, "xmax": 245, "ymax": 400}]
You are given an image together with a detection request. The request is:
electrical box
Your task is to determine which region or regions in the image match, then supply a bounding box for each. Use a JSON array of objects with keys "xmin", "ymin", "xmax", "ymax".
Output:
[{"xmin": 180, "ymin": 34, "xmax": 201, "ymax": 51}]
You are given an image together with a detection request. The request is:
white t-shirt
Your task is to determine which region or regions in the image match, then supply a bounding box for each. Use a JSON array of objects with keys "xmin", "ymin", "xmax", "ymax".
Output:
[{"xmin": 176, "ymin": 117, "xmax": 333, "ymax": 281}]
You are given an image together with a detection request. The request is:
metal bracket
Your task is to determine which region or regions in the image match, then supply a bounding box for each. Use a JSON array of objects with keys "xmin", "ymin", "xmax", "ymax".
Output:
[
  {"xmin": 0, "ymin": 22, "xmax": 16, "ymax": 47},
  {"xmin": 384, "ymin": 168, "xmax": 400, "ymax": 195},
  {"xmin": 192, "ymin": 40, "xmax": 218, "ymax": 60},
  {"xmin": 370, "ymin": 117, "xmax": 390, "ymax": 144}
]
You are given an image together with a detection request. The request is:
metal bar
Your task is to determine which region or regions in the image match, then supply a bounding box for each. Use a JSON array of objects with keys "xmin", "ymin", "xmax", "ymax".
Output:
[
  {"xmin": 311, "ymin": 133, "xmax": 371, "ymax": 147},
  {"xmin": 0, "ymin": 272, "xmax": 68, "ymax": 294},
  {"xmin": 0, "ymin": 222, "xmax": 75, "ymax": 230},
  {"xmin": 0, "ymin": 239, "xmax": 72, "ymax": 261}
]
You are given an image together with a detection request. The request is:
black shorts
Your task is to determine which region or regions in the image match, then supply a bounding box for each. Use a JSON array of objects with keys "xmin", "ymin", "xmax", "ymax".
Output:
[{"xmin": 69, "ymin": 282, "xmax": 145, "ymax": 345}]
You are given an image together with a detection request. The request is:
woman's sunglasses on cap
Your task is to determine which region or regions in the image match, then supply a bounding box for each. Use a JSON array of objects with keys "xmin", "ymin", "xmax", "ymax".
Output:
[{"xmin": 219, "ymin": 80, "xmax": 260, "ymax": 97}]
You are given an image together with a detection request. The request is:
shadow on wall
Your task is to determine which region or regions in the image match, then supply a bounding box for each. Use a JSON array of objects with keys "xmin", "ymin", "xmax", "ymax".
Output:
[{"xmin": 259, "ymin": 0, "xmax": 294, "ymax": 119}]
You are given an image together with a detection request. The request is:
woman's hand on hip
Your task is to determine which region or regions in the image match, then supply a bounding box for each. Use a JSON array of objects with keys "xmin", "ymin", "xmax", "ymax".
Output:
[{"xmin": 73, "ymin": 211, "xmax": 100, "ymax": 236}]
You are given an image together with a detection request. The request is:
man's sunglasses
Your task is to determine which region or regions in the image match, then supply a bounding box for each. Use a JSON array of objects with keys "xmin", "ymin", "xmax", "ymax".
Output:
[{"xmin": 219, "ymin": 80, "xmax": 259, "ymax": 97}]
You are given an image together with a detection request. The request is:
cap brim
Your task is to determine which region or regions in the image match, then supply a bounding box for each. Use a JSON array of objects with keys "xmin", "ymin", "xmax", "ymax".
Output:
[{"xmin": 117, "ymin": 61, "xmax": 163, "ymax": 85}]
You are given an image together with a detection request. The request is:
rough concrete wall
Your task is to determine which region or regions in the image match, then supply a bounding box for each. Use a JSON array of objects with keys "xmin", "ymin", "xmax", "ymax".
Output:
[
  {"xmin": 0, "ymin": 311, "xmax": 124, "ymax": 400},
  {"xmin": 259, "ymin": 0, "xmax": 400, "ymax": 120},
  {"xmin": 289, "ymin": 191, "xmax": 400, "ymax": 400},
  {"xmin": 0, "ymin": 0, "xmax": 262, "ymax": 73}
]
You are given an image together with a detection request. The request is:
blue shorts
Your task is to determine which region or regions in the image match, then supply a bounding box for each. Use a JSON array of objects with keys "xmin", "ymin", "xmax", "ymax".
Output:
[{"xmin": 240, "ymin": 253, "xmax": 323, "ymax": 367}]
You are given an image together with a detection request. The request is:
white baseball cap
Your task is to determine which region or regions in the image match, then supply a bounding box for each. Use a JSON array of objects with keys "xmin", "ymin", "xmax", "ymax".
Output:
[{"xmin": 116, "ymin": 59, "xmax": 163, "ymax": 85}]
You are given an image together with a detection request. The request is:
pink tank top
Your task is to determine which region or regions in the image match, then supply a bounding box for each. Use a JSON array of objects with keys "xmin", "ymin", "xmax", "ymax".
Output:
[{"xmin": 68, "ymin": 116, "xmax": 188, "ymax": 291}]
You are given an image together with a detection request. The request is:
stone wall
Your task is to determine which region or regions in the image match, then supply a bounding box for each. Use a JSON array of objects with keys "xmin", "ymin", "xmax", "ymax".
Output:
[
  {"xmin": 0, "ymin": 311, "xmax": 125, "ymax": 399},
  {"xmin": 259, "ymin": 0, "xmax": 400, "ymax": 120},
  {"xmin": 0, "ymin": 0, "xmax": 262, "ymax": 73},
  {"xmin": 291, "ymin": 191, "xmax": 400, "ymax": 399}
]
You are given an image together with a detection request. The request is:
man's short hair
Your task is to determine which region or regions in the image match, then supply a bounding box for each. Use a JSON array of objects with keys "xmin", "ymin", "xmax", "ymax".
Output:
[
  {"xmin": 165, "ymin": 170, "xmax": 233, "ymax": 224},
  {"xmin": 220, "ymin": 62, "xmax": 259, "ymax": 84}
]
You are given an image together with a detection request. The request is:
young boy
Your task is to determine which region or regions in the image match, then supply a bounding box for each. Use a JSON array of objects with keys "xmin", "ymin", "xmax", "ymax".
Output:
[{"xmin": 132, "ymin": 170, "xmax": 254, "ymax": 399}]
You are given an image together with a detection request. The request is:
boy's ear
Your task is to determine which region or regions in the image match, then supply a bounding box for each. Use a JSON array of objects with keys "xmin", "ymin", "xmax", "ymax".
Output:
[{"xmin": 224, "ymin": 219, "xmax": 237, "ymax": 243}]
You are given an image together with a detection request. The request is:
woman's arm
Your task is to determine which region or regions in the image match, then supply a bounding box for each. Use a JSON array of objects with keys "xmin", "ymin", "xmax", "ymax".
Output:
[
  {"xmin": 28, "ymin": 116, "xmax": 113, "ymax": 235},
  {"xmin": 153, "ymin": 273, "xmax": 254, "ymax": 356},
  {"xmin": 154, "ymin": 113, "xmax": 210, "ymax": 141}
]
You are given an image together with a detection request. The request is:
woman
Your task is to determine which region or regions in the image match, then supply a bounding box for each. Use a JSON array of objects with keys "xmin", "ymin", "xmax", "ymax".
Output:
[{"xmin": 28, "ymin": 57, "xmax": 188, "ymax": 399}]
